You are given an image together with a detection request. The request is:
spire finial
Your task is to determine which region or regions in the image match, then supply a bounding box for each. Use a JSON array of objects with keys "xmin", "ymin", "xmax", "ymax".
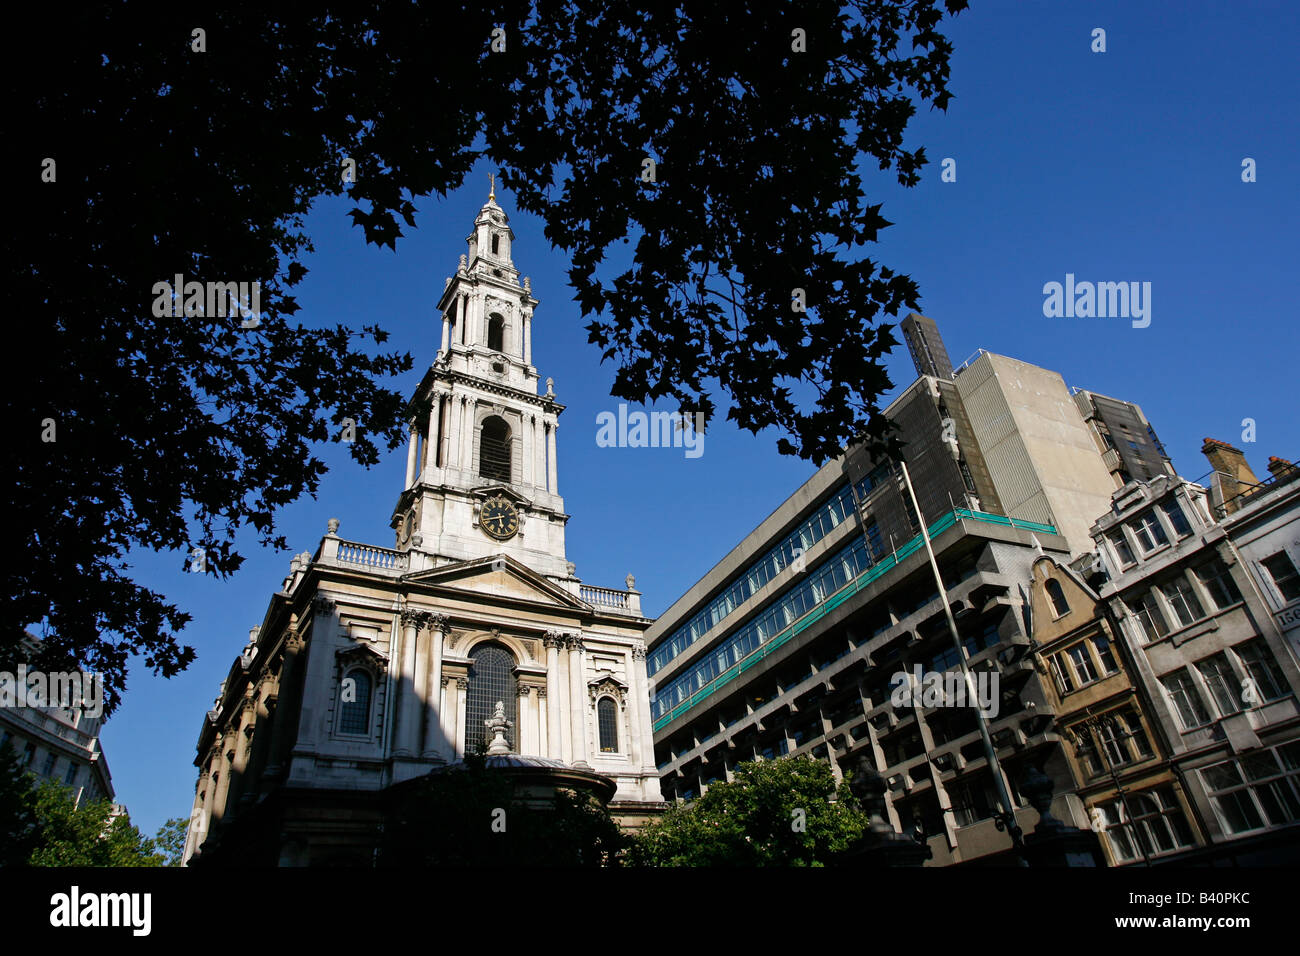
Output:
[{"xmin": 489, "ymin": 172, "xmax": 496, "ymax": 202}]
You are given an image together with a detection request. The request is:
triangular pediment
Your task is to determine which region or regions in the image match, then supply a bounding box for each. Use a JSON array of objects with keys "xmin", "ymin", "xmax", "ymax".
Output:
[{"xmin": 404, "ymin": 553, "xmax": 587, "ymax": 611}]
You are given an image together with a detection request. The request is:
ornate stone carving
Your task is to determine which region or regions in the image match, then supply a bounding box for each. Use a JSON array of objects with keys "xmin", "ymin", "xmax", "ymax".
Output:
[
  {"xmin": 565, "ymin": 633, "xmax": 585, "ymax": 652},
  {"xmin": 543, "ymin": 630, "xmax": 566, "ymax": 649},
  {"xmin": 485, "ymin": 701, "xmax": 513, "ymax": 755},
  {"xmin": 313, "ymin": 595, "xmax": 336, "ymax": 615},
  {"xmin": 327, "ymin": 518, "xmax": 340, "ymax": 536},
  {"xmin": 400, "ymin": 607, "xmax": 434, "ymax": 630},
  {"xmin": 456, "ymin": 677, "xmax": 470, "ymax": 690},
  {"xmin": 537, "ymin": 687, "xmax": 547, "ymax": 699},
  {"xmin": 625, "ymin": 573, "xmax": 636, "ymax": 591},
  {"xmin": 518, "ymin": 685, "xmax": 532, "ymax": 698},
  {"xmin": 428, "ymin": 613, "xmax": 449, "ymax": 634},
  {"xmin": 631, "ymin": 643, "xmax": 647, "ymax": 662}
]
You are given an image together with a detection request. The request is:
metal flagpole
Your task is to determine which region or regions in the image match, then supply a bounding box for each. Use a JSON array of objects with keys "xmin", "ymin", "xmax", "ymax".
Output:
[{"xmin": 898, "ymin": 459, "xmax": 1026, "ymax": 862}]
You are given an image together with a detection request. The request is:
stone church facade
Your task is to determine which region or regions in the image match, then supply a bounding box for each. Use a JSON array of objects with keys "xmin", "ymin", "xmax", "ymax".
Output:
[{"xmin": 184, "ymin": 186, "xmax": 664, "ymax": 866}]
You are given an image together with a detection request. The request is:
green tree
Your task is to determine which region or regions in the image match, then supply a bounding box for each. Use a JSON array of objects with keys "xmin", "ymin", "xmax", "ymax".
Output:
[
  {"xmin": 629, "ymin": 756, "xmax": 868, "ymax": 866},
  {"xmin": 379, "ymin": 753, "xmax": 624, "ymax": 866},
  {"xmin": 153, "ymin": 816, "xmax": 189, "ymax": 867},
  {"xmin": 26, "ymin": 781, "xmax": 164, "ymax": 867},
  {"xmin": 5, "ymin": 2, "xmax": 965, "ymax": 708},
  {"xmin": 0, "ymin": 743, "xmax": 40, "ymax": 867}
]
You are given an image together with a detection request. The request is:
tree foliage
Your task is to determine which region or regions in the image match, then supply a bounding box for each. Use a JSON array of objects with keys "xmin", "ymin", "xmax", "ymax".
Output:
[
  {"xmin": 0, "ymin": 743, "xmax": 40, "ymax": 867},
  {"xmin": 628, "ymin": 756, "xmax": 868, "ymax": 866},
  {"xmin": 152, "ymin": 816, "xmax": 189, "ymax": 867},
  {"xmin": 378, "ymin": 754, "xmax": 624, "ymax": 866},
  {"xmin": 0, "ymin": 751, "xmax": 164, "ymax": 867},
  {"xmin": 5, "ymin": 1, "xmax": 965, "ymax": 708}
]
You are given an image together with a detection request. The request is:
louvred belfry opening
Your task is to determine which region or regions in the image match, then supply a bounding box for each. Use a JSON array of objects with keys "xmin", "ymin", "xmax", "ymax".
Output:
[{"xmin": 480, "ymin": 416, "xmax": 512, "ymax": 483}]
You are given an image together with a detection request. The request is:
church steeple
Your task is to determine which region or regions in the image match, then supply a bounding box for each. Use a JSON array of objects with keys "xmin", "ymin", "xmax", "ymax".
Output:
[{"xmin": 391, "ymin": 185, "xmax": 570, "ymax": 580}]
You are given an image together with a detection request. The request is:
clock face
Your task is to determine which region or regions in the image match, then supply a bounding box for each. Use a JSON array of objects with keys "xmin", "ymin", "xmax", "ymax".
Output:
[{"xmin": 480, "ymin": 495, "xmax": 519, "ymax": 540}]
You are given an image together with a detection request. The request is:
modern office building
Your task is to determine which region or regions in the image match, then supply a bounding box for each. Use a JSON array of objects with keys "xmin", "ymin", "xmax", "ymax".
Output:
[
  {"xmin": 184, "ymin": 188, "xmax": 663, "ymax": 866},
  {"xmin": 1072, "ymin": 389, "xmax": 1176, "ymax": 488},
  {"xmin": 645, "ymin": 315, "xmax": 1176, "ymax": 864}
]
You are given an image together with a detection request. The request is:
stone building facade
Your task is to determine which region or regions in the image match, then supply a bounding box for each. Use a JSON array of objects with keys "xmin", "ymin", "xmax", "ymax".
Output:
[{"xmin": 184, "ymin": 188, "xmax": 663, "ymax": 866}]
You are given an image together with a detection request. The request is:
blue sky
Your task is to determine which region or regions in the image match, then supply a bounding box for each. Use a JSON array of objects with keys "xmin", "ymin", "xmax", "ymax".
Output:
[{"xmin": 103, "ymin": 0, "xmax": 1300, "ymax": 837}]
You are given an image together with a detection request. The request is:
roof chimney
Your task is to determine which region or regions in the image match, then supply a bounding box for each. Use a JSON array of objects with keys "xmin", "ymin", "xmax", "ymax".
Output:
[
  {"xmin": 1267, "ymin": 456, "xmax": 1300, "ymax": 484},
  {"xmin": 1201, "ymin": 438, "xmax": 1261, "ymax": 516}
]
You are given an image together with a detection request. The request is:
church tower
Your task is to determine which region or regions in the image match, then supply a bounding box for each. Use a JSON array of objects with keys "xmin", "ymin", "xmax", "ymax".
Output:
[
  {"xmin": 183, "ymin": 183, "xmax": 665, "ymax": 869},
  {"xmin": 391, "ymin": 178, "xmax": 570, "ymax": 579}
]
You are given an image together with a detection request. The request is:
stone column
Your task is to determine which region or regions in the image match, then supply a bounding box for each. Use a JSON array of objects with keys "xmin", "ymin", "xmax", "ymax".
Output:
[
  {"xmin": 522, "ymin": 413, "xmax": 534, "ymax": 487},
  {"xmin": 455, "ymin": 677, "xmax": 469, "ymax": 756},
  {"xmin": 567, "ymin": 634, "xmax": 590, "ymax": 767},
  {"xmin": 458, "ymin": 294, "xmax": 467, "ymax": 345},
  {"xmin": 547, "ymin": 421, "xmax": 559, "ymax": 494},
  {"xmin": 262, "ymin": 633, "xmax": 304, "ymax": 783},
  {"xmin": 462, "ymin": 399, "xmax": 476, "ymax": 476},
  {"xmin": 536, "ymin": 688, "xmax": 548, "ymax": 758},
  {"xmin": 624, "ymin": 646, "xmax": 644, "ymax": 767},
  {"xmin": 439, "ymin": 676, "xmax": 455, "ymax": 758},
  {"xmin": 446, "ymin": 393, "xmax": 461, "ymax": 472},
  {"xmin": 240, "ymin": 685, "xmax": 274, "ymax": 805},
  {"xmin": 523, "ymin": 311, "xmax": 532, "ymax": 364},
  {"xmin": 422, "ymin": 615, "xmax": 447, "ymax": 760},
  {"xmin": 224, "ymin": 696, "xmax": 257, "ymax": 811},
  {"xmin": 410, "ymin": 614, "xmax": 431, "ymax": 756},
  {"xmin": 632, "ymin": 642, "xmax": 656, "ymax": 774},
  {"xmin": 518, "ymin": 685, "xmax": 533, "ymax": 754},
  {"xmin": 534, "ymin": 417, "xmax": 545, "ymax": 492},
  {"xmin": 544, "ymin": 632, "xmax": 565, "ymax": 761},
  {"xmin": 440, "ymin": 311, "xmax": 451, "ymax": 354},
  {"xmin": 395, "ymin": 608, "xmax": 426, "ymax": 757},
  {"xmin": 404, "ymin": 422, "xmax": 419, "ymax": 488},
  {"xmin": 210, "ymin": 727, "xmax": 239, "ymax": 829}
]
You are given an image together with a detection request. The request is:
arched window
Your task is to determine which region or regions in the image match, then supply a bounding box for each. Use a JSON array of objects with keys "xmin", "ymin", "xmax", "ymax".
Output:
[
  {"xmin": 487, "ymin": 313, "xmax": 505, "ymax": 352},
  {"xmin": 1046, "ymin": 579, "xmax": 1070, "ymax": 617},
  {"xmin": 466, "ymin": 643, "xmax": 517, "ymax": 754},
  {"xmin": 598, "ymin": 697, "xmax": 619, "ymax": 753},
  {"xmin": 479, "ymin": 416, "xmax": 512, "ymax": 482},
  {"xmin": 338, "ymin": 669, "xmax": 372, "ymax": 735},
  {"xmin": 491, "ymin": 233, "xmax": 500, "ymax": 256}
]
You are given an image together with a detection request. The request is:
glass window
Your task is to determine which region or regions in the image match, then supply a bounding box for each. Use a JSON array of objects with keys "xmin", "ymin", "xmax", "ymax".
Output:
[
  {"xmin": 1132, "ymin": 512, "xmax": 1169, "ymax": 553},
  {"xmin": 42, "ymin": 752, "xmax": 57, "ymax": 776},
  {"xmin": 338, "ymin": 669, "xmax": 373, "ymax": 735},
  {"xmin": 1050, "ymin": 655, "xmax": 1075, "ymax": 696},
  {"xmin": 64, "ymin": 763, "xmax": 79, "ymax": 786},
  {"xmin": 1098, "ymin": 787, "xmax": 1194, "ymax": 863},
  {"xmin": 1161, "ymin": 670, "xmax": 1212, "ymax": 730},
  {"xmin": 1091, "ymin": 635, "xmax": 1119, "ymax": 675},
  {"xmin": 1233, "ymin": 639, "xmax": 1290, "ymax": 703},
  {"xmin": 1196, "ymin": 560, "xmax": 1242, "ymax": 610},
  {"xmin": 1201, "ymin": 749, "xmax": 1300, "ymax": 835},
  {"xmin": 1262, "ymin": 551, "xmax": 1300, "ymax": 603},
  {"xmin": 1067, "ymin": 644, "xmax": 1098, "ymax": 686},
  {"xmin": 466, "ymin": 643, "xmax": 518, "ymax": 754},
  {"xmin": 1128, "ymin": 591, "xmax": 1169, "ymax": 643},
  {"xmin": 1110, "ymin": 532, "xmax": 1136, "ymax": 567},
  {"xmin": 1161, "ymin": 577, "xmax": 1206, "ymax": 628},
  {"xmin": 598, "ymin": 697, "xmax": 619, "ymax": 753},
  {"xmin": 1161, "ymin": 500, "xmax": 1193, "ymax": 538},
  {"xmin": 1196, "ymin": 654, "xmax": 1243, "ymax": 717},
  {"xmin": 1046, "ymin": 579, "xmax": 1070, "ymax": 617}
]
